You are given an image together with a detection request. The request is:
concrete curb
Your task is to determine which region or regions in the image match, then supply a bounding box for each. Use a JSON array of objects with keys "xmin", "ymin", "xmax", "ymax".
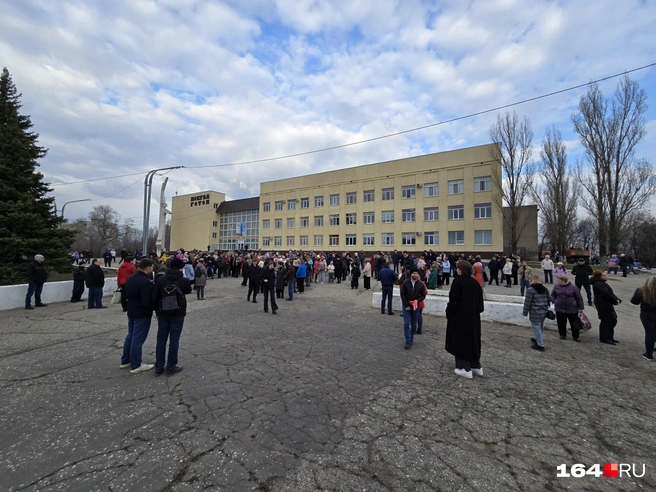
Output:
[{"xmin": 0, "ymin": 278, "xmax": 118, "ymax": 311}]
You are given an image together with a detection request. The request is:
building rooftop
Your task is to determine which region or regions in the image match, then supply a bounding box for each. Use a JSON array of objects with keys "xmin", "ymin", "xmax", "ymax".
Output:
[{"xmin": 216, "ymin": 197, "xmax": 260, "ymax": 214}]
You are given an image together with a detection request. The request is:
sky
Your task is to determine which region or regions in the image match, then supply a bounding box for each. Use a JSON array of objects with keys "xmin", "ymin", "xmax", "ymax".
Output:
[{"xmin": 1, "ymin": 0, "xmax": 655, "ymax": 225}]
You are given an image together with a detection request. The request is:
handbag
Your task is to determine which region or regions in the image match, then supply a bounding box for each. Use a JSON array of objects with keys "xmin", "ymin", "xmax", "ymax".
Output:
[
  {"xmin": 111, "ymin": 289, "xmax": 122, "ymax": 304},
  {"xmin": 578, "ymin": 311, "xmax": 592, "ymax": 330},
  {"xmin": 545, "ymin": 310, "xmax": 556, "ymax": 320}
]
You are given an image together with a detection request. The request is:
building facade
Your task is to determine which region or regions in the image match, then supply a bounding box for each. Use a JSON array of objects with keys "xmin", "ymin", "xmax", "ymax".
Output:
[
  {"xmin": 259, "ymin": 144, "xmax": 503, "ymax": 255},
  {"xmin": 217, "ymin": 197, "xmax": 260, "ymax": 251}
]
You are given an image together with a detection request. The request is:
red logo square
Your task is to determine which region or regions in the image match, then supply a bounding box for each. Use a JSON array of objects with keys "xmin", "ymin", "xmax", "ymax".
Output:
[{"xmin": 604, "ymin": 463, "xmax": 618, "ymax": 478}]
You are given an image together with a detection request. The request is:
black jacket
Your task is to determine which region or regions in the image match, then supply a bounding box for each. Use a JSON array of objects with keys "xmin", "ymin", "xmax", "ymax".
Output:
[
  {"xmin": 261, "ymin": 267, "xmax": 276, "ymax": 289},
  {"xmin": 591, "ymin": 277, "xmax": 620, "ymax": 320},
  {"xmin": 73, "ymin": 266, "xmax": 86, "ymax": 282},
  {"xmin": 400, "ymin": 278, "xmax": 426, "ymax": 308},
  {"xmin": 152, "ymin": 269, "xmax": 192, "ymax": 320},
  {"xmin": 571, "ymin": 264, "xmax": 593, "ymax": 283},
  {"xmin": 124, "ymin": 271, "xmax": 154, "ymax": 319},
  {"xmin": 85, "ymin": 264, "xmax": 105, "ymax": 288},
  {"xmin": 26, "ymin": 260, "xmax": 48, "ymax": 283}
]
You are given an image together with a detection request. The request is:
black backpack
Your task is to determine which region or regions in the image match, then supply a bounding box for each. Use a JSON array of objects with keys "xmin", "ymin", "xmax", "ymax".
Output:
[
  {"xmin": 195, "ymin": 266, "xmax": 202, "ymax": 278},
  {"xmin": 159, "ymin": 281, "xmax": 184, "ymax": 313}
]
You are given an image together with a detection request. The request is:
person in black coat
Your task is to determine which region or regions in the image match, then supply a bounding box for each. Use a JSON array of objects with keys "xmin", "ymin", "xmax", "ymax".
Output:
[
  {"xmin": 85, "ymin": 258, "xmax": 106, "ymax": 309},
  {"xmin": 400, "ymin": 269, "xmax": 426, "ymax": 349},
  {"xmin": 25, "ymin": 254, "xmax": 48, "ymax": 309},
  {"xmin": 571, "ymin": 258, "xmax": 594, "ymax": 306},
  {"xmin": 334, "ymin": 256, "xmax": 343, "ymax": 284},
  {"xmin": 261, "ymin": 262, "xmax": 278, "ymax": 314},
  {"xmin": 488, "ymin": 256, "xmax": 500, "ymax": 286},
  {"xmin": 445, "ymin": 260, "xmax": 485, "ymax": 379},
  {"xmin": 71, "ymin": 260, "xmax": 87, "ymax": 302},
  {"xmin": 122, "ymin": 259, "xmax": 156, "ymax": 373},
  {"xmin": 247, "ymin": 260, "xmax": 262, "ymax": 302},
  {"xmin": 590, "ymin": 270, "xmax": 622, "ymax": 345}
]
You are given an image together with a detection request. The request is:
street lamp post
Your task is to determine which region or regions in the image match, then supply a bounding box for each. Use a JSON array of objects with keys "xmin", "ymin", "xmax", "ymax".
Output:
[
  {"xmin": 142, "ymin": 167, "xmax": 184, "ymax": 255},
  {"xmin": 60, "ymin": 199, "xmax": 92, "ymax": 226}
]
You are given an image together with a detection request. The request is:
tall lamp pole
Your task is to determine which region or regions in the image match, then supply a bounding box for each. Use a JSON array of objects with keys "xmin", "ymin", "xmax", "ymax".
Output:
[
  {"xmin": 142, "ymin": 167, "xmax": 184, "ymax": 255},
  {"xmin": 60, "ymin": 199, "xmax": 92, "ymax": 226}
]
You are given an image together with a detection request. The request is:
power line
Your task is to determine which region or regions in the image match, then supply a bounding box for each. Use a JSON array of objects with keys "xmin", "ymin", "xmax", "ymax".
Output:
[{"xmin": 48, "ymin": 62, "xmax": 656, "ymax": 186}]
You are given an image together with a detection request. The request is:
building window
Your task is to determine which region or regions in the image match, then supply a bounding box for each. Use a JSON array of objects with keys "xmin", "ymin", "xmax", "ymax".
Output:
[
  {"xmin": 475, "ymin": 230, "xmax": 493, "ymax": 245},
  {"xmin": 448, "ymin": 231, "xmax": 465, "ymax": 245},
  {"xmin": 346, "ymin": 213, "xmax": 357, "ymax": 225},
  {"xmin": 288, "ymin": 200, "xmax": 296, "ymax": 210},
  {"xmin": 402, "ymin": 185, "xmax": 416, "ymax": 199},
  {"xmin": 214, "ymin": 203, "xmax": 219, "ymax": 209},
  {"xmin": 363, "ymin": 212, "xmax": 374, "ymax": 224},
  {"xmin": 274, "ymin": 236, "xmax": 282, "ymax": 247},
  {"xmin": 424, "ymin": 182, "xmax": 438, "ymax": 197},
  {"xmin": 448, "ymin": 179, "xmax": 464, "ymax": 195},
  {"xmin": 300, "ymin": 216, "xmax": 309, "ymax": 228},
  {"xmin": 424, "ymin": 207, "xmax": 438, "ymax": 221},
  {"xmin": 363, "ymin": 234, "xmax": 374, "ymax": 246},
  {"xmin": 363, "ymin": 190, "xmax": 375, "ymax": 202},
  {"xmin": 345, "ymin": 234, "xmax": 356, "ymax": 246},
  {"xmin": 300, "ymin": 197, "xmax": 309, "ymax": 209},
  {"xmin": 263, "ymin": 202, "xmax": 270, "ymax": 212},
  {"xmin": 381, "ymin": 233, "xmax": 394, "ymax": 246},
  {"xmin": 474, "ymin": 176, "xmax": 492, "ymax": 192},
  {"xmin": 424, "ymin": 232, "xmax": 438, "ymax": 245},
  {"xmin": 330, "ymin": 194, "xmax": 340, "ymax": 206},
  {"xmin": 300, "ymin": 235, "xmax": 308, "ymax": 246},
  {"xmin": 274, "ymin": 218, "xmax": 282, "ymax": 229},
  {"xmin": 212, "ymin": 221, "xmax": 218, "ymax": 227},
  {"xmin": 382, "ymin": 188, "xmax": 394, "ymax": 200},
  {"xmin": 212, "ymin": 232, "xmax": 217, "ymax": 239},
  {"xmin": 329, "ymin": 214, "xmax": 340, "ymax": 226},
  {"xmin": 263, "ymin": 237, "xmax": 271, "ymax": 247},
  {"xmin": 381, "ymin": 210, "xmax": 394, "ymax": 224},
  {"xmin": 287, "ymin": 236, "xmax": 295, "ymax": 246},
  {"xmin": 448, "ymin": 205, "xmax": 464, "ymax": 220},
  {"xmin": 329, "ymin": 235, "xmax": 339, "ymax": 246},
  {"xmin": 474, "ymin": 203, "xmax": 492, "ymax": 219},
  {"xmin": 314, "ymin": 216, "xmax": 324, "ymax": 227},
  {"xmin": 287, "ymin": 218, "xmax": 295, "ymax": 228},
  {"xmin": 275, "ymin": 200, "xmax": 284, "ymax": 211},
  {"xmin": 315, "ymin": 196, "xmax": 324, "ymax": 207},
  {"xmin": 402, "ymin": 233, "xmax": 416, "ymax": 246},
  {"xmin": 402, "ymin": 209, "xmax": 415, "ymax": 222},
  {"xmin": 263, "ymin": 219, "xmax": 270, "ymax": 229},
  {"xmin": 314, "ymin": 235, "xmax": 323, "ymax": 247},
  {"xmin": 346, "ymin": 192, "xmax": 356, "ymax": 204}
]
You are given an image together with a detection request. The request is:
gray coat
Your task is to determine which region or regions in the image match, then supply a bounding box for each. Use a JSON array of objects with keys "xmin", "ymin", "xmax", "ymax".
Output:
[
  {"xmin": 523, "ymin": 284, "xmax": 551, "ymax": 322},
  {"xmin": 194, "ymin": 264, "xmax": 207, "ymax": 287}
]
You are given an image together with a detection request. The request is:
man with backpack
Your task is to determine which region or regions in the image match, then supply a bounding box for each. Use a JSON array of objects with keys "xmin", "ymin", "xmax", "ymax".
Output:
[
  {"xmin": 152, "ymin": 257, "xmax": 192, "ymax": 376},
  {"xmin": 121, "ymin": 259, "xmax": 156, "ymax": 374}
]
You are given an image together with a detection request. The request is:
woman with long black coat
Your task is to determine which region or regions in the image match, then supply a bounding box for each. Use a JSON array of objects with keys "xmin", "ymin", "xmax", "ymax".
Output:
[
  {"xmin": 445, "ymin": 260, "xmax": 485, "ymax": 379},
  {"xmin": 590, "ymin": 270, "xmax": 621, "ymax": 344}
]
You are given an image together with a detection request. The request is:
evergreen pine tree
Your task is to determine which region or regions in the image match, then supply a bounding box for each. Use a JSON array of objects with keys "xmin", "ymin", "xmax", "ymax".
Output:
[{"xmin": 0, "ymin": 67, "xmax": 75, "ymax": 285}]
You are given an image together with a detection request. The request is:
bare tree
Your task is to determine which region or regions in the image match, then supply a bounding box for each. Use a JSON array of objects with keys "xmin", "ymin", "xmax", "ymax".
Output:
[
  {"xmin": 571, "ymin": 217, "xmax": 599, "ymax": 256},
  {"xmin": 572, "ymin": 74, "xmax": 655, "ymax": 255},
  {"xmin": 531, "ymin": 126, "xmax": 579, "ymax": 257},
  {"xmin": 86, "ymin": 205, "xmax": 122, "ymax": 255},
  {"xmin": 489, "ymin": 111, "xmax": 535, "ymax": 254}
]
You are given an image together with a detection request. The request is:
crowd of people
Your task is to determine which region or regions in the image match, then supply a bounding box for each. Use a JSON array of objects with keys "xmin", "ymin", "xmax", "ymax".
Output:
[{"xmin": 23, "ymin": 247, "xmax": 656, "ymax": 379}]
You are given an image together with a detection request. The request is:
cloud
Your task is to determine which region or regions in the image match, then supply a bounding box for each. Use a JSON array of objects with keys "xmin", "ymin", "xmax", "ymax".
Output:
[{"xmin": 0, "ymin": 0, "xmax": 654, "ymax": 226}]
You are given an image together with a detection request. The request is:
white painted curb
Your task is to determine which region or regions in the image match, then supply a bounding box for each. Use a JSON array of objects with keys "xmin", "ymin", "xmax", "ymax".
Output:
[{"xmin": 0, "ymin": 278, "xmax": 118, "ymax": 311}]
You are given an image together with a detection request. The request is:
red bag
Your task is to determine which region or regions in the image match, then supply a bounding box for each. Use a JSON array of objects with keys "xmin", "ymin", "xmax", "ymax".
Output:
[
  {"xmin": 578, "ymin": 312, "xmax": 592, "ymax": 331},
  {"xmin": 409, "ymin": 300, "xmax": 418, "ymax": 311}
]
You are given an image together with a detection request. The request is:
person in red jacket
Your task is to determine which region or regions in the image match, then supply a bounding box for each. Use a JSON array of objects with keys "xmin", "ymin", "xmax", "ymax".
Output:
[{"xmin": 117, "ymin": 256, "xmax": 136, "ymax": 312}]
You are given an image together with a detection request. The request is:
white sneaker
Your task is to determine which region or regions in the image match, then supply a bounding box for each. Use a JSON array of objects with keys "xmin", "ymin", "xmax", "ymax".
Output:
[
  {"xmin": 471, "ymin": 368, "xmax": 483, "ymax": 376},
  {"xmin": 454, "ymin": 368, "xmax": 473, "ymax": 379},
  {"xmin": 130, "ymin": 363, "xmax": 154, "ymax": 374},
  {"xmin": 119, "ymin": 363, "xmax": 131, "ymax": 369}
]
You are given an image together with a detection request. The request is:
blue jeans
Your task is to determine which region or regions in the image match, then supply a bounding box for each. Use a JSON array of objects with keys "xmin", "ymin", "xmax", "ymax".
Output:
[
  {"xmin": 319, "ymin": 271, "xmax": 325, "ymax": 283},
  {"xmin": 287, "ymin": 278, "xmax": 295, "ymax": 299},
  {"xmin": 530, "ymin": 319, "xmax": 545, "ymax": 347},
  {"xmin": 155, "ymin": 317, "xmax": 184, "ymax": 372},
  {"xmin": 607, "ymin": 266, "xmax": 618, "ymax": 275},
  {"xmin": 122, "ymin": 317, "xmax": 152, "ymax": 369},
  {"xmin": 544, "ymin": 270, "xmax": 553, "ymax": 284},
  {"xmin": 88, "ymin": 287, "xmax": 104, "ymax": 308},
  {"xmin": 25, "ymin": 281, "xmax": 44, "ymax": 307},
  {"xmin": 402, "ymin": 308, "xmax": 419, "ymax": 343},
  {"xmin": 520, "ymin": 278, "xmax": 531, "ymax": 296},
  {"xmin": 381, "ymin": 286, "xmax": 393, "ymax": 313}
]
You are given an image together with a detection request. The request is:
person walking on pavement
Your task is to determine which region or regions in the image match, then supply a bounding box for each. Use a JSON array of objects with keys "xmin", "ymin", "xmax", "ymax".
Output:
[
  {"xmin": 296, "ymin": 258, "xmax": 307, "ymax": 294},
  {"xmin": 151, "ymin": 258, "xmax": 192, "ymax": 375},
  {"xmin": 25, "ymin": 254, "xmax": 48, "ymax": 310},
  {"xmin": 541, "ymin": 254, "xmax": 554, "ymax": 284},
  {"xmin": 400, "ymin": 269, "xmax": 426, "ymax": 349},
  {"xmin": 71, "ymin": 260, "xmax": 87, "ymax": 303},
  {"xmin": 590, "ymin": 270, "xmax": 622, "ymax": 345},
  {"xmin": 261, "ymin": 261, "xmax": 278, "ymax": 314},
  {"xmin": 121, "ymin": 259, "xmax": 156, "ymax": 374},
  {"xmin": 630, "ymin": 277, "xmax": 656, "ymax": 361},
  {"xmin": 551, "ymin": 275, "xmax": 584, "ymax": 342},
  {"xmin": 194, "ymin": 259, "xmax": 207, "ymax": 300},
  {"xmin": 85, "ymin": 258, "xmax": 106, "ymax": 309},
  {"xmin": 571, "ymin": 257, "xmax": 594, "ymax": 306},
  {"xmin": 522, "ymin": 275, "xmax": 551, "ymax": 351},
  {"xmin": 379, "ymin": 261, "xmax": 398, "ymax": 315}
]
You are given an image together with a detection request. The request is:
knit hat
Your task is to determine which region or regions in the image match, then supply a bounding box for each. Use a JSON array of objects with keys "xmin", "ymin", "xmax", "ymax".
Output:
[
  {"xmin": 170, "ymin": 258, "xmax": 184, "ymax": 269},
  {"xmin": 35, "ymin": 254, "xmax": 44, "ymax": 260}
]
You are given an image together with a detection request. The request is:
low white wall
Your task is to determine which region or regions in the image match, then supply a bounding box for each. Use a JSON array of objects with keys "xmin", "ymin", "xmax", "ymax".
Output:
[
  {"xmin": 0, "ymin": 278, "xmax": 118, "ymax": 311},
  {"xmin": 372, "ymin": 287, "xmax": 557, "ymax": 328}
]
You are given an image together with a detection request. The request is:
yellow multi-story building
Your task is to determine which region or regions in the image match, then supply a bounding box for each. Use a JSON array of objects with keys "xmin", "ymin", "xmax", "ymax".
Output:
[
  {"xmin": 169, "ymin": 143, "xmax": 519, "ymax": 255},
  {"xmin": 259, "ymin": 143, "xmax": 502, "ymax": 254}
]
